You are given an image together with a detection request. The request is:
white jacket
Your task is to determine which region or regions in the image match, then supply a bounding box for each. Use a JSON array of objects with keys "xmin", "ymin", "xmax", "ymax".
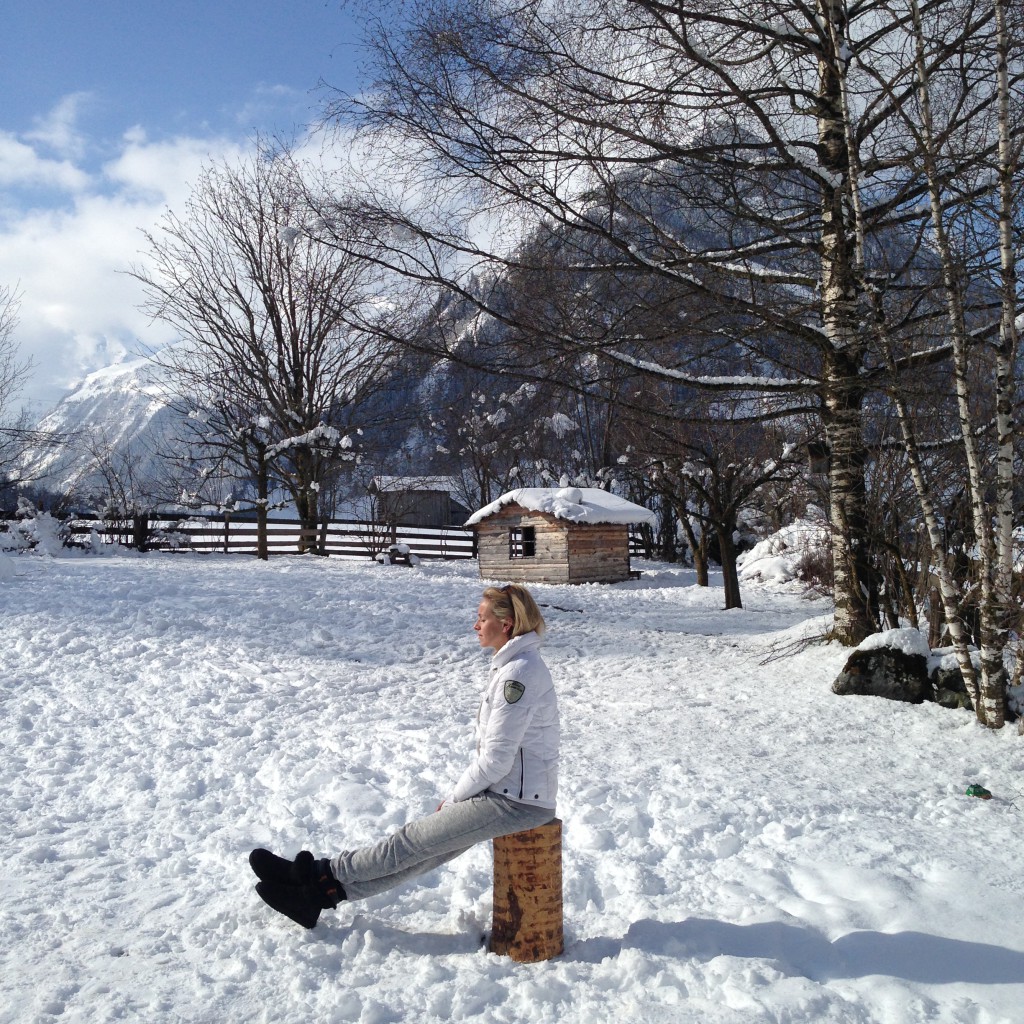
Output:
[{"xmin": 450, "ymin": 631, "xmax": 559, "ymax": 809}]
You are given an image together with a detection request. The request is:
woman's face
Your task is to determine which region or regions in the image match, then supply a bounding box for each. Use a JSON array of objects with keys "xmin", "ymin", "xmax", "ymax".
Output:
[{"xmin": 475, "ymin": 599, "xmax": 511, "ymax": 652}]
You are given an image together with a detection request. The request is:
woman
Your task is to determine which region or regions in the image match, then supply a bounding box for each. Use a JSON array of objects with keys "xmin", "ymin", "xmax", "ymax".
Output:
[{"xmin": 250, "ymin": 583, "xmax": 559, "ymax": 929}]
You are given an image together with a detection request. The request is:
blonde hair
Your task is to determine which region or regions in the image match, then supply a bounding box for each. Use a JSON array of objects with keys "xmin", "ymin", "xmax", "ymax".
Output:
[{"xmin": 483, "ymin": 584, "xmax": 546, "ymax": 637}]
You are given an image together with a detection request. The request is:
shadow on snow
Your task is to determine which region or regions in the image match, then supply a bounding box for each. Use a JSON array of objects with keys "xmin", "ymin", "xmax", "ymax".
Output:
[{"xmin": 569, "ymin": 918, "xmax": 1024, "ymax": 984}]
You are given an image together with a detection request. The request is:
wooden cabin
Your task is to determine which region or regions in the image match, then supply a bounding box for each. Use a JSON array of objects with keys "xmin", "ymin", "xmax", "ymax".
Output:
[
  {"xmin": 466, "ymin": 487, "xmax": 656, "ymax": 585},
  {"xmin": 369, "ymin": 476, "xmax": 469, "ymax": 528}
]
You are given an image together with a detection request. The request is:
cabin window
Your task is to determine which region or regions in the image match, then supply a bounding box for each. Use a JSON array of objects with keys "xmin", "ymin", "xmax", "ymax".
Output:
[{"xmin": 509, "ymin": 526, "xmax": 536, "ymax": 558}]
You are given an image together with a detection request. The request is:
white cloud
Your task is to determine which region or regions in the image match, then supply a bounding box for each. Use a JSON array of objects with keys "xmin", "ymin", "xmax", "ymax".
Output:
[
  {"xmin": 104, "ymin": 128, "xmax": 247, "ymax": 206},
  {"xmin": 235, "ymin": 83, "xmax": 312, "ymax": 132},
  {"xmin": 0, "ymin": 132, "xmax": 90, "ymax": 193},
  {"xmin": 0, "ymin": 125, "xmax": 255, "ymax": 412},
  {"xmin": 2, "ymin": 198, "xmax": 176, "ymax": 405},
  {"xmin": 25, "ymin": 92, "xmax": 94, "ymax": 161},
  {"xmin": 2, "ymin": 88, "xmax": 402, "ymax": 416}
]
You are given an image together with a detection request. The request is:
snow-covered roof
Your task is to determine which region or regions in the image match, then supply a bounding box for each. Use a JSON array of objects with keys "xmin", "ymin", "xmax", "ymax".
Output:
[{"xmin": 465, "ymin": 487, "xmax": 656, "ymax": 527}]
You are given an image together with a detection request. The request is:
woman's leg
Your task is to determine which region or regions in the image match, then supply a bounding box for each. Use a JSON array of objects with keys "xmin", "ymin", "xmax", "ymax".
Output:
[{"xmin": 331, "ymin": 794, "xmax": 554, "ymax": 900}]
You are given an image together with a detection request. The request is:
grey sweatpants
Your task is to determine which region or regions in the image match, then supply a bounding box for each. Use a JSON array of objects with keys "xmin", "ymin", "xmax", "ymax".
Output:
[{"xmin": 328, "ymin": 792, "xmax": 555, "ymax": 900}]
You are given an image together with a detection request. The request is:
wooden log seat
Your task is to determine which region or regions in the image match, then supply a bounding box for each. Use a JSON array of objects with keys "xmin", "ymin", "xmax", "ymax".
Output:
[{"xmin": 489, "ymin": 818, "xmax": 564, "ymax": 963}]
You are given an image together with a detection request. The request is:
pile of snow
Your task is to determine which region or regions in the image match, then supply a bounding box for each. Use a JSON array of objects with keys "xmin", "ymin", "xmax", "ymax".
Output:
[
  {"xmin": 1, "ymin": 554, "xmax": 1022, "ymax": 1023},
  {"xmin": 737, "ymin": 517, "xmax": 830, "ymax": 585},
  {"xmin": 466, "ymin": 487, "xmax": 656, "ymax": 526}
]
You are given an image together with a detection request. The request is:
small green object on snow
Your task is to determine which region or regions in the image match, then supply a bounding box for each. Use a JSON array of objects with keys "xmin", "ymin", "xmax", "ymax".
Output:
[{"xmin": 965, "ymin": 784, "xmax": 993, "ymax": 800}]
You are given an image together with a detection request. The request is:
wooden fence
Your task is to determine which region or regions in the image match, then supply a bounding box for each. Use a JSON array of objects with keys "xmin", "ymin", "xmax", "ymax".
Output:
[
  {"xmin": 6, "ymin": 512, "xmax": 647, "ymax": 562},
  {"xmin": 63, "ymin": 514, "xmax": 477, "ymax": 561}
]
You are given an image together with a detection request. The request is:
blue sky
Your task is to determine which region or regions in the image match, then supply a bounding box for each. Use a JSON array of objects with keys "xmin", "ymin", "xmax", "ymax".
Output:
[{"xmin": 2, "ymin": 1, "xmax": 365, "ymax": 410}]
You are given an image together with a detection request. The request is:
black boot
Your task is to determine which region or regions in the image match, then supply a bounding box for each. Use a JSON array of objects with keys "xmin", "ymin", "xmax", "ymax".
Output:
[
  {"xmin": 253, "ymin": 857, "xmax": 346, "ymax": 930},
  {"xmin": 249, "ymin": 848, "xmax": 316, "ymax": 886}
]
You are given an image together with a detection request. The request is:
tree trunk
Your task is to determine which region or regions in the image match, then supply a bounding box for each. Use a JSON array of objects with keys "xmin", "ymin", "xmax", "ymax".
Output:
[
  {"xmin": 989, "ymin": 0, "xmax": 1018, "ymax": 725},
  {"xmin": 994, "ymin": 0, "xmax": 1017, "ymax": 605},
  {"xmin": 909, "ymin": 0, "xmax": 1007, "ymax": 727},
  {"xmin": 694, "ymin": 545, "xmax": 709, "ymax": 588},
  {"xmin": 817, "ymin": 0, "xmax": 876, "ymax": 645},
  {"xmin": 132, "ymin": 514, "xmax": 149, "ymax": 553},
  {"xmin": 821, "ymin": 358, "xmax": 877, "ymax": 645},
  {"xmin": 673, "ymin": 501, "xmax": 708, "ymax": 587},
  {"xmin": 717, "ymin": 523, "xmax": 742, "ymax": 610},
  {"xmin": 256, "ymin": 445, "xmax": 269, "ymax": 562},
  {"xmin": 490, "ymin": 819, "xmax": 563, "ymax": 963},
  {"xmin": 293, "ymin": 451, "xmax": 319, "ymax": 554}
]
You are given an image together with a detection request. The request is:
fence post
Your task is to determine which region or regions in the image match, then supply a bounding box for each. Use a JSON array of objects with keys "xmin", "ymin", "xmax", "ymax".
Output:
[
  {"xmin": 132, "ymin": 513, "xmax": 149, "ymax": 553},
  {"xmin": 489, "ymin": 818, "xmax": 563, "ymax": 963}
]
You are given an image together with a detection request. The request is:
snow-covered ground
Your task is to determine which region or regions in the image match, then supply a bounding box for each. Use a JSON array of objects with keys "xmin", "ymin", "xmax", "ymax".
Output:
[{"xmin": 2, "ymin": 552, "xmax": 1022, "ymax": 1024}]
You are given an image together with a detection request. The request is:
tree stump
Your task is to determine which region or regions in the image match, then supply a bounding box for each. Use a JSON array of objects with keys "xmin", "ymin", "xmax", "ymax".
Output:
[{"xmin": 489, "ymin": 818, "xmax": 563, "ymax": 962}]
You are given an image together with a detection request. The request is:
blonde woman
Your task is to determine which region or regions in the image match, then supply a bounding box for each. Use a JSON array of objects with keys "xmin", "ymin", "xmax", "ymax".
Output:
[{"xmin": 250, "ymin": 584, "xmax": 559, "ymax": 929}]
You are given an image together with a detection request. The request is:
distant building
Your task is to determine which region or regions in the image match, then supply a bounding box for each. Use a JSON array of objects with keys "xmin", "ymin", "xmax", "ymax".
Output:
[
  {"xmin": 465, "ymin": 487, "xmax": 656, "ymax": 585},
  {"xmin": 369, "ymin": 476, "xmax": 469, "ymax": 528}
]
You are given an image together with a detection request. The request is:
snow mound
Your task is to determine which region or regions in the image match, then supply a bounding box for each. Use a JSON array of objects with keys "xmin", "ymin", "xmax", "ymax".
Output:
[{"xmin": 738, "ymin": 518, "xmax": 829, "ymax": 584}]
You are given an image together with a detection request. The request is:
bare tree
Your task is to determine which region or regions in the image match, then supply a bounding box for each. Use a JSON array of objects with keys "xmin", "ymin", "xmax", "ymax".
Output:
[
  {"xmin": 622, "ymin": 391, "xmax": 803, "ymax": 608},
  {"xmin": 0, "ymin": 286, "xmax": 33, "ymax": 493},
  {"xmin": 132, "ymin": 148, "xmax": 402, "ymax": 555}
]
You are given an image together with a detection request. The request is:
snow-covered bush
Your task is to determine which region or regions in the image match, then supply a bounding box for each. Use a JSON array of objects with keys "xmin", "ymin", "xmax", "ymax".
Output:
[
  {"xmin": 737, "ymin": 516, "xmax": 831, "ymax": 588},
  {"xmin": 0, "ymin": 499, "xmax": 73, "ymax": 556}
]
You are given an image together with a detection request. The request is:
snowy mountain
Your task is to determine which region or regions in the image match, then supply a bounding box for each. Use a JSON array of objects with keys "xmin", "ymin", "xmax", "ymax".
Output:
[
  {"xmin": 20, "ymin": 357, "xmax": 184, "ymax": 506},
  {"xmin": 19, "ymin": 350, "xmax": 450, "ymax": 513}
]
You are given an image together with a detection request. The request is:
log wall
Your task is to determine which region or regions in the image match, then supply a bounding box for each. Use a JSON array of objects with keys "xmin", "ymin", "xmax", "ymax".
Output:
[
  {"xmin": 566, "ymin": 523, "xmax": 633, "ymax": 583},
  {"xmin": 476, "ymin": 507, "xmax": 568, "ymax": 583}
]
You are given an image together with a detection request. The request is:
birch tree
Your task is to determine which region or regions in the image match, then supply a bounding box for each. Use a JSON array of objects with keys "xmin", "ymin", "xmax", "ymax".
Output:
[{"xmin": 864, "ymin": 0, "xmax": 1023, "ymax": 727}]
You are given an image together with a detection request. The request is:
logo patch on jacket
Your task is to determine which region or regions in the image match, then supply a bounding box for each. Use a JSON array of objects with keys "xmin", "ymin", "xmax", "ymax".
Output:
[{"xmin": 504, "ymin": 680, "xmax": 526, "ymax": 704}]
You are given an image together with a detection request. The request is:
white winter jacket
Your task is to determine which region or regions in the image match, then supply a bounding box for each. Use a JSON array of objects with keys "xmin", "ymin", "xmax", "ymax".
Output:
[{"xmin": 450, "ymin": 631, "xmax": 559, "ymax": 809}]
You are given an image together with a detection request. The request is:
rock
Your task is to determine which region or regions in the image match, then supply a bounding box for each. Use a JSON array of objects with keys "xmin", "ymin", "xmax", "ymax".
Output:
[
  {"xmin": 832, "ymin": 645, "xmax": 933, "ymax": 704},
  {"xmin": 930, "ymin": 662, "xmax": 974, "ymax": 711}
]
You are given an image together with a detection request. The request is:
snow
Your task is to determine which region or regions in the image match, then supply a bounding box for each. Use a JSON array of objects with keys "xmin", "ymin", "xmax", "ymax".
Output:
[
  {"xmin": 604, "ymin": 350, "xmax": 819, "ymax": 390},
  {"xmin": 737, "ymin": 518, "xmax": 829, "ymax": 585},
  {"xmin": 65, "ymin": 357, "xmax": 165, "ymax": 401},
  {"xmin": 465, "ymin": 487, "xmax": 656, "ymax": 527},
  {"xmin": 2, "ymin": 553, "xmax": 1023, "ymax": 1024},
  {"xmin": 858, "ymin": 627, "xmax": 932, "ymax": 660},
  {"xmin": 266, "ymin": 424, "xmax": 344, "ymax": 459},
  {"xmin": 21, "ymin": 357, "xmax": 177, "ymax": 495},
  {"xmin": 548, "ymin": 413, "xmax": 575, "ymax": 438}
]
